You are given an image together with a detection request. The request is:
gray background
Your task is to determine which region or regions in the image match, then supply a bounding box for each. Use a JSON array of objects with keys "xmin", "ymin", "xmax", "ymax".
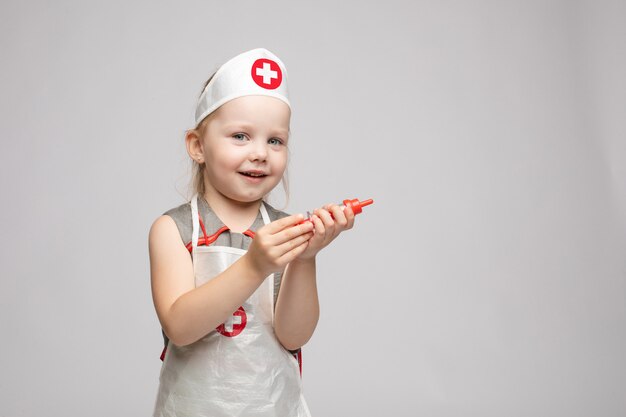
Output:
[{"xmin": 1, "ymin": 0, "xmax": 625, "ymax": 416}]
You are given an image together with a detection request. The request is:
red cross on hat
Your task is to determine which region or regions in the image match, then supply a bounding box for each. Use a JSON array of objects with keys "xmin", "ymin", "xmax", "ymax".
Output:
[{"xmin": 251, "ymin": 58, "xmax": 282, "ymax": 90}]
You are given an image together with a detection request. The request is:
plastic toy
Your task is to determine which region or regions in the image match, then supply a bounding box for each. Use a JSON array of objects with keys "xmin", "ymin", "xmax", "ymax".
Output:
[{"xmin": 297, "ymin": 198, "xmax": 374, "ymax": 224}]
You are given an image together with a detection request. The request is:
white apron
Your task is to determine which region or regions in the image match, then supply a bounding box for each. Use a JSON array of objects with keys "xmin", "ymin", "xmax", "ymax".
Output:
[{"xmin": 153, "ymin": 194, "xmax": 312, "ymax": 417}]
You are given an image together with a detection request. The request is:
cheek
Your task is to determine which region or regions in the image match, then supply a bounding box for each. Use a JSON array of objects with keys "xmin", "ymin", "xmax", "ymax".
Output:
[
  {"xmin": 272, "ymin": 151, "xmax": 288, "ymax": 170},
  {"xmin": 210, "ymin": 146, "xmax": 246, "ymax": 170}
]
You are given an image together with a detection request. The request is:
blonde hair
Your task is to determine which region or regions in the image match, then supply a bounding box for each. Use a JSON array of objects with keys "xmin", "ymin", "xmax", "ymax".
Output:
[{"xmin": 187, "ymin": 72, "xmax": 291, "ymax": 209}]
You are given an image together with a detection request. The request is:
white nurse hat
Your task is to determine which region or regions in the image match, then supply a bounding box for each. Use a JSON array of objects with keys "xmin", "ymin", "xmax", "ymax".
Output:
[{"xmin": 194, "ymin": 47, "xmax": 291, "ymax": 127}]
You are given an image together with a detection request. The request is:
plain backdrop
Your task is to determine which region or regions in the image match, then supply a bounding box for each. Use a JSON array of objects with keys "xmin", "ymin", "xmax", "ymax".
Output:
[{"xmin": 1, "ymin": 1, "xmax": 625, "ymax": 416}]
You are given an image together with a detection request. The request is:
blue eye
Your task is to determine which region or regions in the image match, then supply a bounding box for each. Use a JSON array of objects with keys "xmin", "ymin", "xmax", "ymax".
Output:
[
  {"xmin": 233, "ymin": 133, "xmax": 247, "ymax": 141},
  {"xmin": 268, "ymin": 138, "xmax": 283, "ymax": 146}
]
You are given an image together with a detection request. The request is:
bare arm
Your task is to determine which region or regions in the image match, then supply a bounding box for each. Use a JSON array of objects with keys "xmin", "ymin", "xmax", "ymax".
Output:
[
  {"xmin": 274, "ymin": 257, "xmax": 319, "ymax": 351},
  {"xmin": 273, "ymin": 203, "xmax": 355, "ymax": 350},
  {"xmin": 149, "ymin": 214, "xmax": 314, "ymax": 347}
]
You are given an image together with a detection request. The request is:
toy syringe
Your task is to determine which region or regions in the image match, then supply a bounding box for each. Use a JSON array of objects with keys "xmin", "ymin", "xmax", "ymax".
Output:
[{"xmin": 297, "ymin": 198, "xmax": 374, "ymax": 224}]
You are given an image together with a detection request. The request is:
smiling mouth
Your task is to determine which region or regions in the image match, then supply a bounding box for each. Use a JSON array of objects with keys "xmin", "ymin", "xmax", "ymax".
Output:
[{"xmin": 239, "ymin": 172, "xmax": 268, "ymax": 178}]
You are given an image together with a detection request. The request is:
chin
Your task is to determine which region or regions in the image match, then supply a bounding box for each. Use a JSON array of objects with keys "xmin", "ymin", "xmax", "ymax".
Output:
[{"xmin": 228, "ymin": 192, "xmax": 266, "ymax": 204}]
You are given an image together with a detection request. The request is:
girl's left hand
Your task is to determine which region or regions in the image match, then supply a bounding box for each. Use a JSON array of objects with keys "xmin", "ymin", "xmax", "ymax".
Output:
[{"xmin": 296, "ymin": 203, "xmax": 355, "ymax": 260}]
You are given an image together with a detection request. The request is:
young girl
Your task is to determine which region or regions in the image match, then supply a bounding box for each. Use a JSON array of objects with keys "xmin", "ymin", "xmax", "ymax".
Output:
[{"xmin": 149, "ymin": 48, "xmax": 355, "ymax": 416}]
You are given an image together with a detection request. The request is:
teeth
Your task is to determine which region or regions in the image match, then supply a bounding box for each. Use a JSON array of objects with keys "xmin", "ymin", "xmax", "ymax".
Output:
[{"xmin": 243, "ymin": 172, "xmax": 265, "ymax": 177}]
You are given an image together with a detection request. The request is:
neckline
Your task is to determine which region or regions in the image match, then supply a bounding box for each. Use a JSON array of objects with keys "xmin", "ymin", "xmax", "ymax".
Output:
[{"xmin": 198, "ymin": 194, "xmax": 264, "ymax": 234}]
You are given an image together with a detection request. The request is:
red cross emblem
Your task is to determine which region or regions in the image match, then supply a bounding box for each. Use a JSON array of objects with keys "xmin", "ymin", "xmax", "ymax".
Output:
[
  {"xmin": 216, "ymin": 306, "xmax": 247, "ymax": 337},
  {"xmin": 251, "ymin": 58, "xmax": 282, "ymax": 90}
]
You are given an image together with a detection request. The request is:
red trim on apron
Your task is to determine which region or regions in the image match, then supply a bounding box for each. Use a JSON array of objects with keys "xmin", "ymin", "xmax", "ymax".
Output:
[
  {"xmin": 183, "ymin": 216, "xmax": 256, "ymax": 253},
  {"xmin": 293, "ymin": 349, "xmax": 303, "ymax": 376}
]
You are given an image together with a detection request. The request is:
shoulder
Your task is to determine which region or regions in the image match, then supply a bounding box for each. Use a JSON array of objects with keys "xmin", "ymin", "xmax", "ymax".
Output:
[
  {"xmin": 148, "ymin": 214, "xmax": 183, "ymax": 248},
  {"xmin": 163, "ymin": 201, "xmax": 191, "ymax": 222},
  {"xmin": 263, "ymin": 201, "xmax": 290, "ymax": 221},
  {"xmin": 151, "ymin": 201, "xmax": 193, "ymax": 248}
]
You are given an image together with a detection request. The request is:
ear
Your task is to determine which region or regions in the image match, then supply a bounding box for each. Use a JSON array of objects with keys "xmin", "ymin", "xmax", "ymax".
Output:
[{"xmin": 185, "ymin": 129, "xmax": 205, "ymax": 163}]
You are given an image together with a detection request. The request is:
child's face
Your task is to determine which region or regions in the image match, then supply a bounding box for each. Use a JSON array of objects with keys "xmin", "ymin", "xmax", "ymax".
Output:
[{"xmin": 200, "ymin": 95, "xmax": 291, "ymax": 204}]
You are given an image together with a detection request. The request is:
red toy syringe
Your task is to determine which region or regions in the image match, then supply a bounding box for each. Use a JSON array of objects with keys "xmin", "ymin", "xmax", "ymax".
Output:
[{"xmin": 297, "ymin": 198, "xmax": 374, "ymax": 224}]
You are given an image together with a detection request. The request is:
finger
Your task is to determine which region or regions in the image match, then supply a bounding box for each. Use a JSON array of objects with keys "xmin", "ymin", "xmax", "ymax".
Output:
[
  {"xmin": 314, "ymin": 210, "xmax": 335, "ymax": 247},
  {"xmin": 312, "ymin": 214, "xmax": 325, "ymax": 235},
  {"xmin": 307, "ymin": 214, "xmax": 325, "ymax": 245},
  {"xmin": 345, "ymin": 205, "xmax": 355, "ymax": 229},
  {"xmin": 314, "ymin": 208, "xmax": 333, "ymax": 226},
  {"xmin": 328, "ymin": 204, "xmax": 348, "ymax": 228},
  {"xmin": 314, "ymin": 208, "xmax": 335, "ymax": 236},
  {"xmin": 272, "ymin": 220, "xmax": 314, "ymax": 246},
  {"xmin": 277, "ymin": 236, "xmax": 311, "ymax": 264},
  {"xmin": 265, "ymin": 213, "xmax": 307, "ymax": 234},
  {"xmin": 274, "ymin": 231, "xmax": 314, "ymax": 257}
]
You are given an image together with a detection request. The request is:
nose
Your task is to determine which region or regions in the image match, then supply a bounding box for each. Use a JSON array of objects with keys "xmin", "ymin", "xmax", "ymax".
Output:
[{"xmin": 249, "ymin": 140, "xmax": 268, "ymax": 162}]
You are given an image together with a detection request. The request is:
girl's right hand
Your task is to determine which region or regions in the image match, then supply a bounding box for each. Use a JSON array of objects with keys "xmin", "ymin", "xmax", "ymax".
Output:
[{"xmin": 245, "ymin": 214, "xmax": 315, "ymax": 277}]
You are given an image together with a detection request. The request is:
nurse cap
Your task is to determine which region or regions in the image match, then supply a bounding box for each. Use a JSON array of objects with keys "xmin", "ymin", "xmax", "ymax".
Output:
[{"xmin": 194, "ymin": 48, "xmax": 290, "ymax": 127}]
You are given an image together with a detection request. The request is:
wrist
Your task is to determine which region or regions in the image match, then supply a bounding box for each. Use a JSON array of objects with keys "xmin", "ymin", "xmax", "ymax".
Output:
[
  {"xmin": 291, "ymin": 255, "xmax": 316, "ymax": 267},
  {"xmin": 240, "ymin": 253, "xmax": 272, "ymax": 281}
]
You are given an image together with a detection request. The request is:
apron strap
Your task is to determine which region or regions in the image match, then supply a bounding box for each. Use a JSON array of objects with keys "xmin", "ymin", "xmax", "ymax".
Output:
[
  {"xmin": 241, "ymin": 202, "xmax": 270, "ymax": 238},
  {"xmin": 259, "ymin": 201, "xmax": 276, "ymax": 323},
  {"xmin": 190, "ymin": 193, "xmax": 200, "ymax": 252},
  {"xmin": 190, "ymin": 193, "xmax": 204, "ymax": 269},
  {"xmin": 260, "ymin": 201, "xmax": 271, "ymax": 225}
]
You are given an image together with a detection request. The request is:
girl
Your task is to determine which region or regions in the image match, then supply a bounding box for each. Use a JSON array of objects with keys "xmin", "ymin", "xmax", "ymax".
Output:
[{"xmin": 149, "ymin": 48, "xmax": 355, "ymax": 416}]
